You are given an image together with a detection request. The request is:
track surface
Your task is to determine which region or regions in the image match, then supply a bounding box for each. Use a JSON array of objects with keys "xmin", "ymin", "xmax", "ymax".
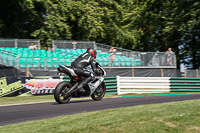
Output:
[{"xmin": 0, "ymin": 94, "xmax": 200, "ymax": 126}]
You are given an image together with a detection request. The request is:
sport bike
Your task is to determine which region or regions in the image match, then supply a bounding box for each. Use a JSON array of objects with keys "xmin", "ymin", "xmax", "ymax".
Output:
[{"xmin": 54, "ymin": 63, "xmax": 106, "ymax": 104}]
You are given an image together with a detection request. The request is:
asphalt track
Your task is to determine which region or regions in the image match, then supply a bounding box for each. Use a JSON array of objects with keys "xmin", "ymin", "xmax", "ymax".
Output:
[{"xmin": 0, "ymin": 94, "xmax": 200, "ymax": 126}]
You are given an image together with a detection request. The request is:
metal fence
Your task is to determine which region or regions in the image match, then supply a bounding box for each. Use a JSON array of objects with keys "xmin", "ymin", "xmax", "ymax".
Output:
[
  {"xmin": 184, "ymin": 69, "xmax": 200, "ymax": 77},
  {"xmin": 130, "ymin": 52, "xmax": 176, "ymax": 67},
  {"xmin": 52, "ymin": 40, "xmax": 176, "ymax": 68},
  {"xmin": 52, "ymin": 40, "xmax": 134, "ymax": 53},
  {"xmin": 0, "ymin": 39, "xmax": 177, "ymax": 70},
  {"xmin": 95, "ymin": 43, "xmax": 134, "ymax": 53},
  {"xmin": 52, "ymin": 40, "xmax": 96, "ymax": 49},
  {"xmin": 0, "ymin": 39, "xmax": 40, "ymax": 48}
]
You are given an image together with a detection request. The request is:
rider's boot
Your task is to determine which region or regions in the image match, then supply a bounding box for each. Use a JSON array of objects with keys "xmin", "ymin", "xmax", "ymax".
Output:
[{"xmin": 77, "ymin": 77, "xmax": 92, "ymax": 92}]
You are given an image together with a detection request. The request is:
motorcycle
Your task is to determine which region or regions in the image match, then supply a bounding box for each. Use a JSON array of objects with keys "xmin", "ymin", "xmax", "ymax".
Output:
[{"xmin": 54, "ymin": 63, "xmax": 106, "ymax": 104}]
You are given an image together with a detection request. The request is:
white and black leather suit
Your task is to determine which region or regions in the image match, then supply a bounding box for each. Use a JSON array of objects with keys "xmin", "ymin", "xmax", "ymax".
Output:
[{"xmin": 71, "ymin": 51, "xmax": 99, "ymax": 89}]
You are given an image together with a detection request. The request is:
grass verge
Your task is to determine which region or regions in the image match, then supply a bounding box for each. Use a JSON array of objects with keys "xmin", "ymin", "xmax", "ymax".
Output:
[
  {"xmin": 0, "ymin": 99, "xmax": 200, "ymax": 133},
  {"xmin": 0, "ymin": 94, "xmax": 119, "ymax": 106}
]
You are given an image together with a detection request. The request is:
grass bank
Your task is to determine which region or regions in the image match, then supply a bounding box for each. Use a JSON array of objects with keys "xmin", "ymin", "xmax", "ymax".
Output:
[{"xmin": 0, "ymin": 99, "xmax": 200, "ymax": 133}]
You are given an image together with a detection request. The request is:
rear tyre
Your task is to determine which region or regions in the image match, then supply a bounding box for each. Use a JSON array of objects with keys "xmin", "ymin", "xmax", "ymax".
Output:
[
  {"xmin": 54, "ymin": 81, "xmax": 72, "ymax": 104},
  {"xmin": 91, "ymin": 81, "xmax": 106, "ymax": 101}
]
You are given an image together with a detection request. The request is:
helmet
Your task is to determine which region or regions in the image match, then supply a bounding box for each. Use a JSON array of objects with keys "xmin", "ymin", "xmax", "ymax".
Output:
[{"xmin": 87, "ymin": 48, "xmax": 97, "ymax": 59}]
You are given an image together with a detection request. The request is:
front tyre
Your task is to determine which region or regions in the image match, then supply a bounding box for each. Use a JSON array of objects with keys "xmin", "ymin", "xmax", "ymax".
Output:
[
  {"xmin": 54, "ymin": 81, "xmax": 72, "ymax": 104},
  {"xmin": 91, "ymin": 81, "xmax": 106, "ymax": 101}
]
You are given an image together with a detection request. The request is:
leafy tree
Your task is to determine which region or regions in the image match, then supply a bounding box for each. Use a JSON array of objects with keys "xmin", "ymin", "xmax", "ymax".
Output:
[{"xmin": 0, "ymin": 0, "xmax": 199, "ymax": 68}]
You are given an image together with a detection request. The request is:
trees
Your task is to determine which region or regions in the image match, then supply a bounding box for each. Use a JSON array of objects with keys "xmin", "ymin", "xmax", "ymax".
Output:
[
  {"xmin": 0, "ymin": 0, "xmax": 199, "ymax": 68},
  {"xmin": 120, "ymin": 0, "xmax": 200, "ymax": 68}
]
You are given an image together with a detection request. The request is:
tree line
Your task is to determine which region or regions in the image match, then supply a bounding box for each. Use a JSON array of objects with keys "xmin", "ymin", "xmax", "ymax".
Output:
[{"xmin": 0, "ymin": 0, "xmax": 199, "ymax": 69}]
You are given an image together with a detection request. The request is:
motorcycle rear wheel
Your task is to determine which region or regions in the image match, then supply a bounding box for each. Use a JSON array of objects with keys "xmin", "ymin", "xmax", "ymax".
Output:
[
  {"xmin": 91, "ymin": 81, "xmax": 106, "ymax": 101},
  {"xmin": 54, "ymin": 81, "xmax": 72, "ymax": 104}
]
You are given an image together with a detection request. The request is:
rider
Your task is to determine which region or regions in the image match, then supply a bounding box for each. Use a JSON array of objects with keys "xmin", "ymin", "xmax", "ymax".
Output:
[{"xmin": 71, "ymin": 48, "xmax": 99, "ymax": 91}]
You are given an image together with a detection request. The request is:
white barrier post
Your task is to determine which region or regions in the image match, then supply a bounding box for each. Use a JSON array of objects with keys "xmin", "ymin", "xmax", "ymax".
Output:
[{"xmin": 117, "ymin": 77, "xmax": 171, "ymax": 95}]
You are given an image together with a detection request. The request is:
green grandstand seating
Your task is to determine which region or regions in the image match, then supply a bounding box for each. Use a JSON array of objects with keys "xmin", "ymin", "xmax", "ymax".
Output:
[
  {"xmin": 33, "ymin": 63, "xmax": 40, "ymax": 68},
  {"xmin": 46, "ymin": 58, "xmax": 52, "ymax": 63},
  {"xmin": 33, "ymin": 58, "xmax": 40, "ymax": 68},
  {"xmin": 19, "ymin": 58, "xmax": 26, "ymax": 64},
  {"xmin": 65, "ymin": 49, "xmax": 71, "ymax": 54},
  {"xmin": 47, "ymin": 63, "xmax": 53, "ymax": 68},
  {"xmin": 11, "ymin": 48, "xmax": 17, "ymax": 53},
  {"xmin": 40, "ymin": 63, "xmax": 45, "ymax": 68},
  {"xmin": 46, "ymin": 58, "xmax": 53, "ymax": 68},
  {"xmin": 121, "ymin": 61, "xmax": 126, "ymax": 66},
  {"xmin": 27, "ymin": 53, "xmax": 34, "ymax": 57},
  {"xmin": 19, "ymin": 58, "xmax": 26, "ymax": 68},
  {"xmin": 104, "ymin": 62, "xmax": 109, "ymax": 66},
  {"xmin": 20, "ymin": 64, "xmax": 26, "ymax": 68},
  {"xmin": 99, "ymin": 61, "xmax": 104, "ymax": 66},
  {"xmin": 55, "ymin": 49, "xmax": 60, "ymax": 52},
  {"xmin": 65, "ymin": 62, "xmax": 71, "ymax": 66},
  {"xmin": 113, "ymin": 62, "xmax": 120, "ymax": 67},
  {"xmin": 52, "ymin": 58, "xmax": 58, "ymax": 63},
  {"xmin": 118, "ymin": 57, "xmax": 125, "ymax": 62},
  {"xmin": 96, "ymin": 58, "xmax": 102, "ymax": 62},
  {"xmin": 64, "ymin": 58, "xmax": 71, "ymax": 66},
  {"xmin": 133, "ymin": 59, "xmax": 141, "ymax": 66},
  {"xmin": 126, "ymin": 62, "xmax": 132, "ymax": 66},
  {"xmin": 26, "ymin": 58, "xmax": 33, "ymax": 68},
  {"xmin": 114, "ymin": 57, "xmax": 119, "ymax": 62},
  {"xmin": 7, "ymin": 55, "xmax": 15, "ymax": 66},
  {"xmin": 59, "ymin": 58, "xmax": 65, "ymax": 64},
  {"xmin": 0, "ymin": 47, "xmax": 140, "ymax": 68},
  {"xmin": 40, "ymin": 58, "xmax": 44, "ymax": 63},
  {"xmin": 54, "ymin": 63, "xmax": 59, "ymax": 68},
  {"xmin": 60, "ymin": 49, "xmax": 66, "ymax": 53},
  {"xmin": 40, "ymin": 53, "xmax": 46, "ymax": 57}
]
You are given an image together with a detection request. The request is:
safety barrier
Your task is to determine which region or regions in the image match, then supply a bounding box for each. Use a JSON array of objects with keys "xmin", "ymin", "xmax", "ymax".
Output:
[
  {"xmin": 62, "ymin": 76, "xmax": 118, "ymax": 94},
  {"xmin": 170, "ymin": 77, "xmax": 200, "ymax": 92},
  {"xmin": 3, "ymin": 76, "xmax": 200, "ymax": 97},
  {"xmin": 0, "ymin": 76, "xmax": 118, "ymax": 97},
  {"xmin": 104, "ymin": 77, "xmax": 117, "ymax": 94},
  {"xmin": 117, "ymin": 76, "xmax": 170, "ymax": 95}
]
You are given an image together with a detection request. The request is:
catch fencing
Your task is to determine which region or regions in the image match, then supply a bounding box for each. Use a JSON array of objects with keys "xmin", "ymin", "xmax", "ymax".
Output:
[
  {"xmin": 0, "ymin": 39, "xmax": 177, "ymax": 70},
  {"xmin": 0, "ymin": 39, "xmax": 40, "ymax": 48},
  {"xmin": 52, "ymin": 40, "xmax": 96, "ymax": 49},
  {"xmin": 52, "ymin": 40, "xmax": 176, "ymax": 68},
  {"xmin": 184, "ymin": 69, "xmax": 200, "ymax": 77}
]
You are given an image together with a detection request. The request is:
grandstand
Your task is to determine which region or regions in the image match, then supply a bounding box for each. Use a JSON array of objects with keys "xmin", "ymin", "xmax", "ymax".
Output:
[
  {"xmin": 0, "ymin": 39, "xmax": 176, "ymax": 73},
  {"xmin": 0, "ymin": 47, "xmax": 141, "ymax": 69}
]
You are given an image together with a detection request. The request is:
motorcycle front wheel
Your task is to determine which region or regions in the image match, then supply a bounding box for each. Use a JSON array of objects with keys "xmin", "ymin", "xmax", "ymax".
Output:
[
  {"xmin": 91, "ymin": 81, "xmax": 106, "ymax": 101},
  {"xmin": 54, "ymin": 81, "xmax": 72, "ymax": 104}
]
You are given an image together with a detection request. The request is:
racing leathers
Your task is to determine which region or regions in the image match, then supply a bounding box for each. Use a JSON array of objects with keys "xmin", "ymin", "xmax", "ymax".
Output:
[{"xmin": 71, "ymin": 51, "xmax": 98, "ymax": 91}]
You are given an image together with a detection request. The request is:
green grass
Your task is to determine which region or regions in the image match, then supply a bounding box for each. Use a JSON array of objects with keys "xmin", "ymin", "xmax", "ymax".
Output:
[
  {"xmin": 0, "ymin": 99, "xmax": 200, "ymax": 133},
  {"xmin": 0, "ymin": 94, "xmax": 118, "ymax": 106},
  {"xmin": 0, "ymin": 95, "xmax": 54, "ymax": 105}
]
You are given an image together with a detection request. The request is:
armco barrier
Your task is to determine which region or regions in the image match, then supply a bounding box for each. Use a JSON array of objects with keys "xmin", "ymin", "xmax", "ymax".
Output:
[
  {"xmin": 117, "ymin": 76, "xmax": 170, "ymax": 95},
  {"xmin": 62, "ymin": 76, "xmax": 118, "ymax": 94},
  {"xmin": 104, "ymin": 77, "xmax": 117, "ymax": 94},
  {"xmin": 3, "ymin": 76, "xmax": 200, "ymax": 97},
  {"xmin": 170, "ymin": 77, "xmax": 200, "ymax": 92}
]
